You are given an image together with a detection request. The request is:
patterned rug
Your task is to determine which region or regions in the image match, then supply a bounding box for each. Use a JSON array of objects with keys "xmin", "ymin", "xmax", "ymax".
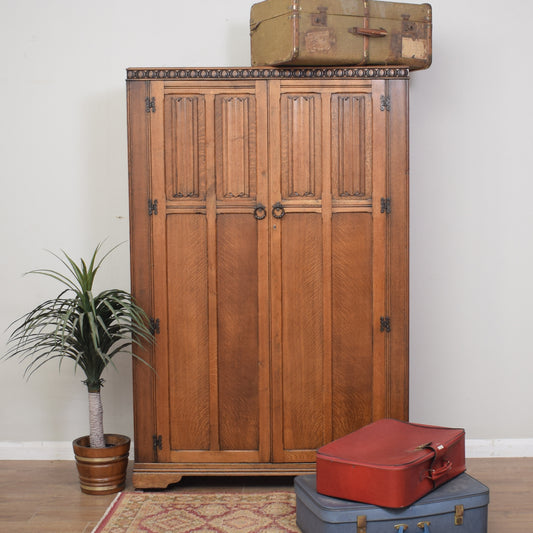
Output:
[{"xmin": 93, "ymin": 490, "xmax": 300, "ymax": 532}]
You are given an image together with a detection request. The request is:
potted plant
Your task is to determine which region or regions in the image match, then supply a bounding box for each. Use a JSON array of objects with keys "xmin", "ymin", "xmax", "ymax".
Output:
[{"xmin": 3, "ymin": 242, "xmax": 154, "ymax": 494}]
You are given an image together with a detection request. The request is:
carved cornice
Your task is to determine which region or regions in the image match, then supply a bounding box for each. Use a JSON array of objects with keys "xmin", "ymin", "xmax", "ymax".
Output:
[{"xmin": 127, "ymin": 66, "xmax": 409, "ymax": 81}]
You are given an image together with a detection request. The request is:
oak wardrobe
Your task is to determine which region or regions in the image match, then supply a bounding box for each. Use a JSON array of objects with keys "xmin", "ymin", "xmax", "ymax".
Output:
[{"xmin": 126, "ymin": 66, "xmax": 409, "ymax": 488}]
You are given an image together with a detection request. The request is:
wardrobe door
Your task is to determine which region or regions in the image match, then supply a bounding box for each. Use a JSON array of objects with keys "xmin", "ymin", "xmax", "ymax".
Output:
[
  {"xmin": 150, "ymin": 81, "xmax": 270, "ymax": 465},
  {"xmin": 269, "ymin": 80, "xmax": 389, "ymax": 463}
]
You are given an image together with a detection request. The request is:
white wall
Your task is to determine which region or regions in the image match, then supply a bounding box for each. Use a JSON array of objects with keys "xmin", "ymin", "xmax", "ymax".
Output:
[
  {"xmin": 1, "ymin": 0, "xmax": 532, "ymax": 456},
  {"xmin": 409, "ymin": 1, "xmax": 533, "ymax": 441}
]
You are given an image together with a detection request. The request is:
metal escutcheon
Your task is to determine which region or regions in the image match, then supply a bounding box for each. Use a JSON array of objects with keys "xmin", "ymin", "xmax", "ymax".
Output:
[{"xmin": 272, "ymin": 202, "xmax": 285, "ymax": 219}]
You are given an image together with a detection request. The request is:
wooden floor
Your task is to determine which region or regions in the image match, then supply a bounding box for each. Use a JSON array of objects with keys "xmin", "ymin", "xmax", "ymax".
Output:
[{"xmin": 0, "ymin": 458, "xmax": 531, "ymax": 532}]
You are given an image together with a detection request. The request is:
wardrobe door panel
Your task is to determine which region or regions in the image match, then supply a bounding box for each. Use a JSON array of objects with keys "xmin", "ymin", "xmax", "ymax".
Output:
[
  {"xmin": 331, "ymin": 212, "xmax": 374, "ymax": 439},
  {"xmin": 166, "ymin": 213, "xmax": 210, "ymax": 451},
  {"xmin": 217, "ymin": 213, "xmax": 260, "ymax": 451},
  {"xmin": 280, "ymin": 92, "xmax": 322, "ymax": 200},
  {"xmin": 272, "ymin": 212, "xmax": 324, "ymax": 461},
  {"xmin": 164, "ymin": 95, "xmax": 206, "ymax": 200},
  {"xmin": 331, "ymin": 93, "xmax": 372, "ymax": 200},
  {"xmin": 215, "ymin": 95, "xmax": 257, "ymax": 201}
]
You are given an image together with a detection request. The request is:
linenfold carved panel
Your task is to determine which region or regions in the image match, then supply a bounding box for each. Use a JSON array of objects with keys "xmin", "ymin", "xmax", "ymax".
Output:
[
  {"xmin": 331, "ymin": 94, "xmax": 372, "ymax": 200},
  {"xmin": 280, "ymin": 94, "xmax": 321, "ymax": 200},
  {"xmin": 215, "ymin": 95, "xmax": 257, "ymax": 200},
  {"xmin": 165, "ymin": 95, "xmax": 206, "ymax": 200}
]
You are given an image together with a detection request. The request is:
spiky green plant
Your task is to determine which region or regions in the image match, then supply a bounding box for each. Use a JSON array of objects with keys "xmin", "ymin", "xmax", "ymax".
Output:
[{"xmin": 3, "ymin": 243, "xmax": 154, "ymax": 448}]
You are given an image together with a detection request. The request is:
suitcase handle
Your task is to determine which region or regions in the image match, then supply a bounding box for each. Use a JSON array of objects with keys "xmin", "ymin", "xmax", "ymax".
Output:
[
  {"xmin": 393, "ymin": 524, "xmax": 431, "ymax": 532},
  {"xmin": 348, "ymin": 27, "xmax": 388, "ymax": 38},
  {"xmin": 427, "ymin": 460, "xmax": 452, "ymax": 480}
]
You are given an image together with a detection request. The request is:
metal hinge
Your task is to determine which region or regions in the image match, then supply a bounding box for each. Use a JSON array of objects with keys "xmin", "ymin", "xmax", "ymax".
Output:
[
  {"xmin": 357, "ymin": 515, "xmax": 367, "ymax": 533},
  {"xmin": 145, "ymin": 96, "xmax": 156, "ymax": 113},
  {"xmin": 153, "ymin": 435, "xmax": 162, "ymax": 451},
  {"xmin": 148, "ymin": 199, "xmax": 158, "ymax": 216},
  {"xmin": 380, "ymin": 316, "xmax": 391, "ymax": 333},
  {"xmin": 380, "ymin": 198, "xmax": 391, "ymax": 214},
  {"xmin": 380, "ymin": 95, "xmax": 391, "ymax": 111},
  {"xmin": 149, "ymin": 317, "xmax": 160, "ymax": 335}
]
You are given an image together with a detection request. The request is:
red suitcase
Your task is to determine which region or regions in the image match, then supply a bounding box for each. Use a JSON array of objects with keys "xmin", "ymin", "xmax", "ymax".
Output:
[{"xmin": 316, "ymin": 419, "xmax": 466, "ymax": 508}]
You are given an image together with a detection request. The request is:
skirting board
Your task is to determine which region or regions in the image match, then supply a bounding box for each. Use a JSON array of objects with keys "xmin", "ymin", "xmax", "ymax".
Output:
[
  {"xmin": 0, "ymin": 439, "xmax": 532, "ymax": 460},
  {"xmin": 466, "ymin": 439, "xmax": 533, "ymax": 458}
]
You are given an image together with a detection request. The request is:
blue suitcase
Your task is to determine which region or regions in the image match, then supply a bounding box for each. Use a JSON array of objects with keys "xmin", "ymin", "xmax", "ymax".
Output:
[{"xmin": 295, "ymin": 473, "xmax": 489, "ymax": 533}]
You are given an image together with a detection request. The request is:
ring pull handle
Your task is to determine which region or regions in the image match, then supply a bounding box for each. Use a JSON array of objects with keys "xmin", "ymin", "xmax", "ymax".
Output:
[
  {"xmin": 394, "ymin": 525, "xmax": 408, "ymax": 532},
  {"xmin": 253, "ymin": 204, "xmax": 267, "ymax": 220},
  {"xmin": 272, "ymin": 202, "xmax": 286, "ymax": 219},
  {"xmin": 417, "ymin": 522, "xmax": 431, "ymax": 532}
]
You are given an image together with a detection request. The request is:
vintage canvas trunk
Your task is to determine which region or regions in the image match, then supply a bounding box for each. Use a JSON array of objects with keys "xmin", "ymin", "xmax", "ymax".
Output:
[
  {"xmin": 316, "ymin": 419, "xmax": 466, "ymax": 508},
  {"xmin": 250, "ymin": 0, "xmax": 432, "ymax": 70},
  {"xmin": 295, "ymin": 473, "xmax": 489, "ymax": 533}
]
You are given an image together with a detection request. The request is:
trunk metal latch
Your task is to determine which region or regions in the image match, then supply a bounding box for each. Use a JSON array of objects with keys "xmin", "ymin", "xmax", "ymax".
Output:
[
  {"xmin": 311, "ymin": 6, "xmax": 328, "ymax": 26},
  {"xmin": 455, "ymin": 504, "xmax": 464, "ymax": 525}
]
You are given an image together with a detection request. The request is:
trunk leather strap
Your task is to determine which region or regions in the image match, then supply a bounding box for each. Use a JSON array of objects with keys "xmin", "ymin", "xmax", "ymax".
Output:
[
  {"xmin": 348, "ymin": 1, "xmax": 388, "ymax": 63},
  {"xmin": 363, "ymin": 0, "xmax": 370, "ymax": 63}
]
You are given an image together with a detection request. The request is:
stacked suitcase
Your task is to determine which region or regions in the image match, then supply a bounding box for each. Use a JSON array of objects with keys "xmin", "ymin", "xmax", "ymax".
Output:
[
  {"xmin": 295, "ymin": 419, "xmax": 490, "ymax": 532},
  {"xmin": 250, "ymin": 0, "xmax": 432, "ymax": 70},
  {"xmin": 296, "ymin": 473, "xmax": 489, "ymax": 532}
]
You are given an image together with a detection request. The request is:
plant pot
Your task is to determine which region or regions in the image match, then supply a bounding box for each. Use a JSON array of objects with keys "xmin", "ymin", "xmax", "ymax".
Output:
[{"xmin": 72, "ymin": 434, "xmax": 130, "ymax": 495}]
